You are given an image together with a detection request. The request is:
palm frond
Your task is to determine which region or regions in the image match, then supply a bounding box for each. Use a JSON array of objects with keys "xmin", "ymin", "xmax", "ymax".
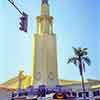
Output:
[
  {"xmin": 67, "ymin": 57, "xmax": 78, "ymax": 66},
  {"xmin": 82, "ymin": 51, "xmax": 88, "ymax": 56},
  {"xmin": 83, "ymin": 48, "xmax": 88, "ymax": 51},
  {"xmin": 82, "ymin": 57, "xmax": 91, "ymax": 65},
  {"xmin": 77, "ymin": 47, "xmax": 88, "ymax": 56},
  {"xmin": 72, "ymin": 47, "xmax": 79, "ymax": 56},
  {"xmin": 80, "ymin": 51, "xmax": 88, "ymax": 57},
  {"xmin": 72, "ymin": 47, "xmax": 87, "ymax": 57},
  {"xmin": 73, "ymin": 59, "xmax": 78, "ymax": 66},
  {"xmin": 82, "ymin": 48, "xmax": 88, "ymax": 56}
]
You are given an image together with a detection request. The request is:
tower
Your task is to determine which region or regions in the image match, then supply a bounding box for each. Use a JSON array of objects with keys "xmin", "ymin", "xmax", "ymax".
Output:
[{"xmin": 32, "ymin": 0, "xmax": 58, "ymax": 86}]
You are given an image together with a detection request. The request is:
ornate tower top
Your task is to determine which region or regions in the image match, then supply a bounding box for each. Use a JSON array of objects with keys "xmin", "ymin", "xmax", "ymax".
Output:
[
  {"xmin": 36, "ymin": 0, "xmax": 53, "ymax": 35},
  {"xmin": 41, "ymin": 0, "xmax": 49, "ymax": 16},
  {"xmin": 42, "ymin": 0, "xmax": 48, "ymax": 4}
]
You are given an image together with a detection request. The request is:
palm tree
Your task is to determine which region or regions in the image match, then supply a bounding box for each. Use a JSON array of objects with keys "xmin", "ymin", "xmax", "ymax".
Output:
[{"xmin": 67, "ymin": 47, "xmax": 91, "ymax": 100}]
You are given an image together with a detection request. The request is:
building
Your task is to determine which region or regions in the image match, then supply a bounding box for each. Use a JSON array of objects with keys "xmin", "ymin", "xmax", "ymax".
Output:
[
  {"xmin": 0, "ymin": 0, "xmax": 100, "ymax": 99},
  {"xmin": 0, "ymin": 84, "xmax": 15, "ymax": 100},
  {"xmin": 1, "ymin": 72, "xmax": 100, "ymax": 100},
  {"xmin": 2, "ymin": 71, "xmax": 32, "ymax": 89},
  {"xmin": 32, "ymin": 0, "xmax": 58, "ymax": 86}
]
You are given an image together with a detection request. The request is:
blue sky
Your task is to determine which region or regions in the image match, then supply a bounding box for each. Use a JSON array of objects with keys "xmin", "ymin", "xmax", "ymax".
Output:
[{"xmin": 0, "ymin": 0, "xmax": 99, "ymax": 83}]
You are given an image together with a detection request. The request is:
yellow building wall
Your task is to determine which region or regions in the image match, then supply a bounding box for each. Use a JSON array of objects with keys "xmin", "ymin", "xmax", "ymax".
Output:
[{"xmin": 2, "ymin": 75, "xmax": 32, "ymax": 89}]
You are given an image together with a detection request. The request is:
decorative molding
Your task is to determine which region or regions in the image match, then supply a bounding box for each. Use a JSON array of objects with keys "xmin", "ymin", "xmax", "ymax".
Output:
[
  {"xmin": 48, "ymin": 72, "xmax": 54, "ymax": 80},
  {"xmin": 35, "ymin": 72, "xmax": 41, "ymax": 81}
]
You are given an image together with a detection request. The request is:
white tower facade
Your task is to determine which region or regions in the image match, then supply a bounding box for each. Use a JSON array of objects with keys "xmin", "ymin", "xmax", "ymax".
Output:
[{"xmin": 32, "ymin": 0, "xmax": 58, "ymax": 86}]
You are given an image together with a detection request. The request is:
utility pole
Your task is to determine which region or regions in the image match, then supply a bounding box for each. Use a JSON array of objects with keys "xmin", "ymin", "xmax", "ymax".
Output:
[{"xmin": 8, "ymin": 0, "xmax": 28, "ymax": 32}]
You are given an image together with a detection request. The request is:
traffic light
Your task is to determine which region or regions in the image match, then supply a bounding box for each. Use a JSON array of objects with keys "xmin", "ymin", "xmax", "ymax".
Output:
[{"xmin": 19, "ymin": 12, "xmax": 28, "ymax": 32}]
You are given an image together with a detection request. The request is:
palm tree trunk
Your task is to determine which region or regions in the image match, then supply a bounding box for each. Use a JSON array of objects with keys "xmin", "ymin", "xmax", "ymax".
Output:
[
  {"xmin": 81, "ymin": 72, "xmax": 86, "ymax": 100},
  {"xmin": 79, "ymin": 60, "xmax": 86, "ymax": 100},
  {"xmin": 79, "ymin": 57, "xmax": 86, "ymax": 100}
]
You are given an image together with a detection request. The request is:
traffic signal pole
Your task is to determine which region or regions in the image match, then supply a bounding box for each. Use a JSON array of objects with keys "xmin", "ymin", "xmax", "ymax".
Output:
[
  {"xmin": 8, "ymin": 0, "xmax": 28, "ymax": 32},
  {"xmin": 8, "ymin": 0, "xmax": 23, "ymax": 15}
]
